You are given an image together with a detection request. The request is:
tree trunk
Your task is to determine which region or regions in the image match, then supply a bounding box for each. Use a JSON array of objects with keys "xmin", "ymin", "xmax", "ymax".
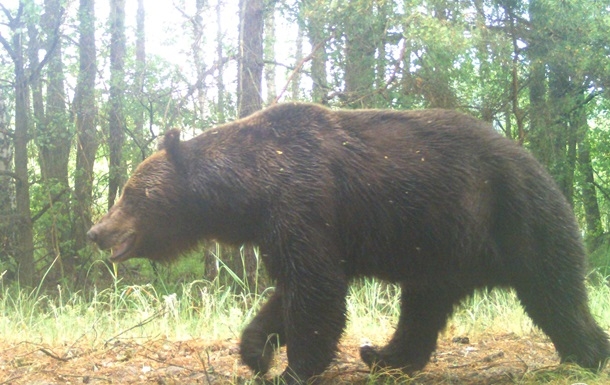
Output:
[
  {"xmin": 236, "ymin": 0, "xmax": 265, "ymax": 289},
  {"xmin": 290, "ymin": 23, "xmax": 302, "ymax": 101},
  {"xmin": 73, "ymin": 0, "xmax": 99, "ymax": 254},
  {"xmin": 27, "ymin": 21, "xmax": 50, "ymax": 276},
  {"xmin": 174, "ymin": 0, "xmax": 208, "ymax": 123},
  {"xmin": 343, "ymin": 3, "xmax": 377, "ymax": 108},
  {"xmin": 43, "ymin": 0, "xmax": 71, "ymax": 261},
  {"xmin": 13, "ymin": 28, "xmax": 36, "ymax": 287},
  {"xmin": 303, "ymin": 1, "xmax": 328, "ymax": 104},
  {"xmin": 108, "ymin": 0, "xmax": 126, "ymax": 209},
  {"xmin": 577, "ymin": 112, "xmax": 603, "ymax": 247},
  {"xmin": 133, "ymin": 0, "xmax": 146, "ymax": 161},
  {"xmin": 237, "ymin": 0, "xmax": 264, "ymax": 118},
  {"xmin": 474, "ymin": 0, "xmax": 496, "ymax": 123},
  {"xmin": 264, "ymin": 2, "xmax": 277, "ymax": 103},
  {"xmin": 508, "ymin": 10, "xmax": 525, "ymax": 143},
  {"xmin": 527, "ymin": 0, "xmax": 550, "ymax": 165},
  {"xmin": 28, "ymin": 0, "xmax": 72, "ymax": 279},
  {"xmin": 548, "ymin": 65, "xmax": 574, "ymax": 203},
  {"xmin": 215, "ymin": 0, "xmax": 226, "ymax": 123},
  {"xmin": 0, "ymin": 95, "xmax": 17, "ymax": 279}
]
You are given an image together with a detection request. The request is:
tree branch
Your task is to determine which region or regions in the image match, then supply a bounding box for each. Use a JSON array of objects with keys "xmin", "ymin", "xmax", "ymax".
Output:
[
  {"xmin": 273, "ymin": 35, "xmax": 331, "ymax": 104},
  {"xmin": 31, "ymin": 188, "xmax": 69, "ymax": 223},
  {"xmin": 0, "ymin": 170, "xmax": 20, "ymax": 182},
  {"xmin": 590, "ymin": 168, "xmax": 610, "ymax": 203},
  {"xmin": 0, "ymin": 32, "xmax": 16, "ymax": 61},
  {"xmin": 0, "ymin": 3, "xmax": 16, "ymax": 24},
  {"xmin": 0, "ymin": 2, "xmax": 23, "ymax": 61},
  {"xmin": 591, "ymin": 180, "xmax": 610, "ymax": 203},
  {"xmin": 28, "ymin": 7, "xmax": 65, "ymax": 84},
  {"xmin": 552, "ymin": 90, "xmax": 601, "ymax": 126}
]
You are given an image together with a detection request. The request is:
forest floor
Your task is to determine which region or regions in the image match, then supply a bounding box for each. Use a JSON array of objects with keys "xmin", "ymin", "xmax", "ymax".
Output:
[{"xmin": 1, "ymin": 332, "xmax": 606, "ymax": 385}]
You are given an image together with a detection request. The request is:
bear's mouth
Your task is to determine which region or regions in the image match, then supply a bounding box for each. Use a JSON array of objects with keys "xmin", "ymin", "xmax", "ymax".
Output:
[{"xmin": 109, "ymin": 233, "xmax": 136, "ymax": 263}]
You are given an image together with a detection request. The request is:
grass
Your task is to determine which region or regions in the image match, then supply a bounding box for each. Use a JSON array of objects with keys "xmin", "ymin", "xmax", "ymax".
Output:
[
  {"xmin": 0, "ymin": 270, "xmax": 609, "ymax": 384},
  {"xmin": 0, "ymin": 280, "xmax": 262, "ymax": 347}
]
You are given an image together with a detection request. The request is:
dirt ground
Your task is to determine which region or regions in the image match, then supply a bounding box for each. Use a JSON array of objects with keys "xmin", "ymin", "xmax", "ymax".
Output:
[{"xmin": 1, "ymin": 332, "xmax": 606, "ymax": 384}]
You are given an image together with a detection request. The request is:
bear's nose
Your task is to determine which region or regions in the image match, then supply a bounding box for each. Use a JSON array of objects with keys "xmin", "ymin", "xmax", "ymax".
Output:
[{"xmin": 87, "ymin": 228, "xmax": 98, "ymax": 243}]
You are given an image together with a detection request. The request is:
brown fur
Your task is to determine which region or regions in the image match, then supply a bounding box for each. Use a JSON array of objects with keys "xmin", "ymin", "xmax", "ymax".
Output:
[{"xmin": 89, "ymin": 102, "xmax": 609, "ymax": 384}]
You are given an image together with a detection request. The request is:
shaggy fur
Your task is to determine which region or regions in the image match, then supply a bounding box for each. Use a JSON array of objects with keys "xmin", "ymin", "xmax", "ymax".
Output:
[{"xmin": 88, "ymin": 102, "xmax": 610, "ymax": 384}]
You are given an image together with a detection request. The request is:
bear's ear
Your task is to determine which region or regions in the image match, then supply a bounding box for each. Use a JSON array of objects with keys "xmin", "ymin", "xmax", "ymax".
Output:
[{"xmin": 160, "ymin": 129, "xmax": 186, "ymax": 171}]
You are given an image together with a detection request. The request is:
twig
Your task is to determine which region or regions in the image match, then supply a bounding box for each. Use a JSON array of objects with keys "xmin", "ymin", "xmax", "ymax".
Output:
[
  {"xmin": 273, "ymin": 32, "xmax": 335, "ymax": 104},
  {"xmin": 39, "ymin": 347, "xmax": 71, "ymax": 362},
  {"xmin": 57, "ymin": 374, "xmax": 112, "ymax": 383},
  {"xmin": 60, "ymin": 321, "xmax": 101, "ymax": 361},
  {"xmin": 104, "ymin": 310, "xmax": 166, "ymax": 347},
  {"xmin": 0, "ymin": 374, "xmax": 24, "ymax": 385},
  {"xmin": 385, "ymin": 36, "xmax": 407, "ymax": 88},
  {"xmin": 591, "ymin": 175, "xmax": 610, "ymax": 203},
  {"xmin": 195, "ymin": 349, "xmax": 214, "ymax": 385},
  {"xmin": 31, "ymin": 187, "xmax": 69, "ymax": 222}
]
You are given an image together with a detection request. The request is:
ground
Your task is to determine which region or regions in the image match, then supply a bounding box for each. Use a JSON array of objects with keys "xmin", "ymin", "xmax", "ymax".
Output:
[{"xmin": 2, "ymin": 333, "xmax": 606, "ymax": 384}]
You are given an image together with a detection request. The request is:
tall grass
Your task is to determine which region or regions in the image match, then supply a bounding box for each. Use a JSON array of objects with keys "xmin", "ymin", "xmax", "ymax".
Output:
[
  {"xmin": 0, "ymin": 275, "xmax": 266, "ymax": 347},
  {"xmin": 345, "ymin": 275, "xmax": 610, "ymax": 349},
  {"xmin": 1, "ymin": 272, "xmax": 610, "ymax": 346},
  {"xmin": 0, "ymin": 269, "xmax": 609, "ymax": 382}
]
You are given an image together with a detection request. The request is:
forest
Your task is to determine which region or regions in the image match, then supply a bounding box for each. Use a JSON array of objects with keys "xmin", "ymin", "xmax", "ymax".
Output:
[
  {"xmin": 2, "ymin": 1, "xmax": 610, "ymax": 384},
  {"xmin": 1, "ymin": 0, "xmax": 610, "ymax": 290}
]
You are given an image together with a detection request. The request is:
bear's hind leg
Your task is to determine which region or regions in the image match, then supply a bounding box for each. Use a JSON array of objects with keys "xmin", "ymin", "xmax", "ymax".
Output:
[
  {"xmin": 360, "ymin": 285, "xmax": 467, "ymax": 373},
  {"xmin": 240, "ymin": 292, "xmax": 285, "ymax": 375},
  {"xmin": 514, "ymin": 274, "xmax": 610, "ymax": 371}
]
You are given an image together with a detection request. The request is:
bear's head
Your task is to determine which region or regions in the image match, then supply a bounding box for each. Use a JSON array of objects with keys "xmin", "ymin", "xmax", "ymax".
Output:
[{"xmin": 87, "ymin": 129, "xmax": 203, "ymax": 262}]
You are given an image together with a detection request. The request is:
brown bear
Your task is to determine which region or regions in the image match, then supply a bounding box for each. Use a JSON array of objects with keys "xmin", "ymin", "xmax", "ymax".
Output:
[{"xmin": 88, "ymin": 102, "xmax": 609, "ymax": 384}]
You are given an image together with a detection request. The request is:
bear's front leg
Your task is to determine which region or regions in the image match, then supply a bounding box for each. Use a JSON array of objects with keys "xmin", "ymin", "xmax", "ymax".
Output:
[
  {"xmin": 273, "ymin": 273, "xmax": 349, "ymax": 384},
  {"xmin": 240, "ymin": 292, "xmax": 285, "ymax": 375}
]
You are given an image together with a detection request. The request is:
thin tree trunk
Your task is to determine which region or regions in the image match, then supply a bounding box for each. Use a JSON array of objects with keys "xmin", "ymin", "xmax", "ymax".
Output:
[
  {"xmin": 1, "ymin": 3, "xmax": 65, "ymax": 286},
  {"xmin": 13, "ymin": 28, "xmax": 36, "ymax": 287},
  {"xmin": 304, "ymin": 1, "xmax": 328, "ymax": 104},
  {"xmin": 203, "ymin": 0, "xmax": 227, "ymax": 283},
  {"xmin": 28, "ymin": 0, "xmax": 72, "ymax": 278},
  {"xmin": 73, "ymin": 0, "xmax": 98, "ymax": 253},
  {"xmin": 133, "ymin": 0, "xmax": 146, "ymax": 161},
  {"xmin": 190, "ymin": 0, "xmax": 206, "ymax": 120},
  {"xmin": 108, "ymin": 0, "xmax": 126, "ymax": 209},
  {"xmin": 264, "ymin": 2, "xmax": 277, "ymax": 103},
  {"xmin": 215, "ymin": 0, "xmax": 226, "ymax": 123},
  {"xmin": 27, "ymin": 21, "xmax": 54, "ymax": 276},
  {"xmin": 43, "ymin": 0, "xmax": 71, "ymax": 261},
  {"xmin": 508, "ymin": 10, "xmax": 525, "ymax": 143},
  {"xmin": 548, "ymin": 65, "xmax": 573, "ymax": 203},
  {"xmin": 344, "ymin": 3, "xmax": 377, "ymax": 108},
  {"xmin": 290, "ymin": 24, "xmax": 302, "ymax": 101},
  {"xmin": 577, "ymin": 113, "xmax": 603, "ymax": 247},
  {"xmin": 236, "ymin": 0, "xmax": 265, "ymax": 290},
  {"xmin": 527, "ymin": 54, "xmax": 548, "ymax": 158},
  {"xmin": 474, "ymin": 0, "xmax": 495, "ymax": 123},
  {"xmin": 0, "ymin": 94, "xmax": 17, "ymax": 278},
  {"xmin": 238, "ymin": 0, "xmax": 264, "ymax": 118}
]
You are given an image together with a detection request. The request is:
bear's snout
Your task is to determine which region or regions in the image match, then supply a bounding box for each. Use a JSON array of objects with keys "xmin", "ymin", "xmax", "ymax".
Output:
[
  {"xmin": 87, "ymin": 227, "xmax": 99, "ymax": 243},
  {"xmin": 86, "ymin": 222, "xmax": 113, "ymax": 249}
]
